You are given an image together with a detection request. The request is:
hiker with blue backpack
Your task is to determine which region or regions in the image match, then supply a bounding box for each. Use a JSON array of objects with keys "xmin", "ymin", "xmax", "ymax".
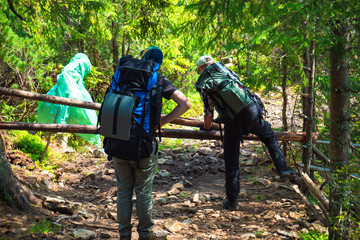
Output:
[
  {"xmin": 195, "ymin": 55, "xmax": 296, "ymax": 211},
  {"xmin": 100, "ymin": 46, "xmax": 190, "ymax": 240}
]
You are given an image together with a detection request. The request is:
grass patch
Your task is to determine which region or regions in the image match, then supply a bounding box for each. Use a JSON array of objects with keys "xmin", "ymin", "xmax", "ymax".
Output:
[{"xmin": 29, "ymin": 219, "xmax": 61, "ymax": 234}]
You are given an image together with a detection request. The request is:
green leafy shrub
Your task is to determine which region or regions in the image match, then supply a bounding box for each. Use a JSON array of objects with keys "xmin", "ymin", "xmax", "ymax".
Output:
[
  {"xmin": 299, "ymin": 229, "xmax": 327, "ymax": 240},
  {"xmin": 29, "ymin": 219, "xmax": 61, "ymax": 234},
  {"xmin": 0, "ymin": 101, "xmax": 17, "ymax": 121},
  {"xmin": 13, "ymin": 131, "xmax": 50, "ymax": 162},
  {"xmin": 67, "ymin": 133, "xmax": 88, "ymax": 152}
]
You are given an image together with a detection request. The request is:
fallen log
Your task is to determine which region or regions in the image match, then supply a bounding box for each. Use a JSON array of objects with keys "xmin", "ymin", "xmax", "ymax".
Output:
[
  {"xmin": 0, "ymin": 122, "xmax": 316, "ymax": 142},
  {"xmin": 297, "ymin": 163, "xmax": 360, "ymax": 180},
  {"xmin": 68, "ymin": 220, "xmax": 118, "ymax": 231},
  {"xmin": 300, "ymin": 172, "xmax": 330, "ymax": 210},
  {"xmin": 297, "ymin": 163, "xmax": 330, "ymax": 172},
  {"xmin": 292, "ymin": 184, "xmax": 329, "ymax": 227},
  {"xmin": 316, "ymin": 139, "xmax": 360, "ymax": 148},
  {"xmin": 312, "ymin": 146, "xmax": 330, "ymax": 164}
]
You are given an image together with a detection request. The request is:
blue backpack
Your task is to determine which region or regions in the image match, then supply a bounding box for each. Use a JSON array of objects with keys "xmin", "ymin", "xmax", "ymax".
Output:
[{"xmin": 98, "ymin": 56, "xmax": 163, "ymax": 162}]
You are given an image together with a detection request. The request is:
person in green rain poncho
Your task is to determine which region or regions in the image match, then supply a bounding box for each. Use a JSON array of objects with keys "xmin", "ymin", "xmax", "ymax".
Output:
[{"xmin": 37, "ymin": 53, "xmax": 101, "ymax": 147}]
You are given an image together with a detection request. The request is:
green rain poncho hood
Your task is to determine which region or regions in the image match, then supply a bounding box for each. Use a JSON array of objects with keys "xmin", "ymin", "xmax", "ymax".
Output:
[{"xmin": 37, "ymin": 53, "xmax": 101, "ymax": 147}]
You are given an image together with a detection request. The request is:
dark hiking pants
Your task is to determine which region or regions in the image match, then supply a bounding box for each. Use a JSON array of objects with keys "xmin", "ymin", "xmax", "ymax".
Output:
[{"xmin": 223, "ymin": 117, "xmax": 287, "ymax": 203}]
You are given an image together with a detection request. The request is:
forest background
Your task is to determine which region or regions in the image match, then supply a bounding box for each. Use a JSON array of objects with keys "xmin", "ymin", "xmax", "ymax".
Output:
[{"xmin": 0, "ymin": 0, "xmax": 359, "ymax": 239}]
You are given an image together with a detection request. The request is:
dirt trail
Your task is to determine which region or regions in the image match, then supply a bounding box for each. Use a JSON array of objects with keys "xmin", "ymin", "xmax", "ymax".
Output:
[{"xmin": 0, "ymin": 96, "xmax": 327, "ymax": 240}]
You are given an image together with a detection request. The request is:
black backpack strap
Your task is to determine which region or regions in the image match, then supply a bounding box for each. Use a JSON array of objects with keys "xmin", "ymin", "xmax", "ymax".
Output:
[
  {"xmin": 96, "ymin": 86, "xmax": 111, "ymax": 133},
  {"xmin": 219, "ymin": 120, "xmax": 224, "ymax": 143},
  {"xmin": 107, "ymin": 138, "xmax": 113, "ymax": 160},
  {"xmin": 136, "ymin": 91, "xmax": 150, "ymax": 169}
]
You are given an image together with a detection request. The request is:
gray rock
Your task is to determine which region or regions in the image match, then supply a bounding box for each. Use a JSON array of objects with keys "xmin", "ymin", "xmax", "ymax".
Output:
[
  {"xmin": 183, "ymin": 179, "xmax": 193, "ymax": 187},
  {"xmin": 164, "ymin": 218, "xmax": 184, "ymax": 232},
  {"xmin": 153, "ymin": 231, "xmax": 168, "ymax": 238},
  {"xmin": 73, "ymin": 228, "xmax": 95, "ymax": 240},
  {"xmin": 277, "ymin": 230, "xmax": 301, "ymax": 238},
  {"xmin": 104, "ymin": 169, "xmax": 115, "ymax": 175},
  {"xmin": 254, "ymin": 178, "xmax": 271, "ymax": 186},
  {"xmin": 180, "ymin": 154, "xmax": 192, "ymax": 161},
  {"xmin": 239, "ymin": 189, "xmax": 247, "ymax": 198},
  {"xmin": 158, "ymin": 157, "xmax": 173, "ymax": 165},
  {"xmin": 240, "ymin": 233, "xmax": 257, "ymax": 239},
  {"xmin": 158, "ymin": 170, "xmax": 170, "ymax": 177},
  {"xmin": 167, "ymin": 182, "xmax": 184, "ymax": 195},
  {"xmin": 43, "ymin": 196, "xmax": 82, "ymax": 215},
  {"xmin": 94, "ymin": 148, "xmax": 107, "ymax": 158}
]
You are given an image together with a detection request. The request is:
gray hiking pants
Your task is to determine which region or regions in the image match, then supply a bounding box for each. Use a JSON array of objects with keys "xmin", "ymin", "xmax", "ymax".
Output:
[{"xmin": 112, "ymin": 143, "xmax": 158, "ymax": 238}]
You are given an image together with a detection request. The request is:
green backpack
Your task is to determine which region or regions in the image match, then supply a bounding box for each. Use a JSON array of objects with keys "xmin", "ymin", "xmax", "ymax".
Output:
[{"xmin": 196, "ymin": 62, "xmax": 265, "ymax": 120}]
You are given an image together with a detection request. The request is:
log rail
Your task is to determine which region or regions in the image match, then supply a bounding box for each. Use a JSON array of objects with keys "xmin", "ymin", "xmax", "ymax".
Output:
[
  {"xmin": 0, "ymin": 86, "xmax": 318, "ymax": 142},
  {"xmin": 0, "ymin": 122, "xmax": 317, "ymax": 142}
]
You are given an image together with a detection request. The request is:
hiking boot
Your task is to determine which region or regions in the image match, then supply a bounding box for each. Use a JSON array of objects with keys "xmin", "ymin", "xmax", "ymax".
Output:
[
  {"xmin": 278, "ymin": 167, "xmax": 297, "ymax": 178},
  {"xmin": 138, "ymin": 231, "xmax": 161, "ymax": 240},
  {"xmin": 222, "ymin": 200, "xmax": 239, "ymax": 211}
]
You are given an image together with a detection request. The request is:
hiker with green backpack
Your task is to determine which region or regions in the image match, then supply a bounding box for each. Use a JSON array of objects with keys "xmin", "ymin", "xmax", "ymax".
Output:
[
  {"xmin": 195, "ymin": 56, "xmax": 296, "ymax": 211},
  {"xmin": 102, "ymin": 47, "xmax": 190, "ymax": 240}
]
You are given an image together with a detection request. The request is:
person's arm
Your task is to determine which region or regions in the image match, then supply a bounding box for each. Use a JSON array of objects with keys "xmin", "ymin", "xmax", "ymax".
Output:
[
  {"xmin": 200, "ymin": 93, "xmax": 214, "ymax": 131},
  {"xmin": 203, "ymin": 114, "xmax": 213, "ymax": 130},
  {"xmin": 160, "ymin": 89, "xmax": 191, "ymax": 127}
]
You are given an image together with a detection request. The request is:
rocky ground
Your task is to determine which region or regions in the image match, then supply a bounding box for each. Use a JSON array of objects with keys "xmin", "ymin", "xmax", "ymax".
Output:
[{"xmin": 0, "ymin": 95, "xmax": 329, "ymax": 240}]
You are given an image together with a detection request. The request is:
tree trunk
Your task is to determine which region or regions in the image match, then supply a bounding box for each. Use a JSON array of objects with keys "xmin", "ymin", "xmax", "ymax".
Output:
[
  {"xmin": 328, "ymin": 23, "xmax": 351, "ymax": 240},
  {"xmin": 281, "ymin": 55, "xmax": 288, "ymax": 159},
  {"xmin": 301, "ymin": 40, "xmax": 315, "ymax": 176},
  {"xmin": 237, "ymin": 55, "xmax": 241, "ymax": 74},
  {"xmin": 111, "ymin": 21, "xmax": 119, "ymax": 72},
  {"xmin": 0, "ymin": 136, "xmax": 37, "ymax": 211},
  {"xmin": 246, "ymin": 49, "xmax": 251, "ymax": 77}
]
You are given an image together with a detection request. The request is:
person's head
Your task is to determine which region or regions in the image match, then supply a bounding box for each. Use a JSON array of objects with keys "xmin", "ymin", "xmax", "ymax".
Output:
[
  {"xmin": 140, "ymin": 46, "xmax": 163, "ymax": 66},
  {"xmin": 197, "ymin": 56, "xmax": 214, "ymax": 74}
]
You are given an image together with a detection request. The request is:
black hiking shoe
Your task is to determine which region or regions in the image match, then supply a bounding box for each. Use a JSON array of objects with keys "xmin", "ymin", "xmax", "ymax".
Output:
[
  {"xmin": 278, "ymin": 167, "xmax": 297, "ymax": 178},
  {"xmin": 222, "ymin": 200, "xmax": 239, "ymax": 211}
]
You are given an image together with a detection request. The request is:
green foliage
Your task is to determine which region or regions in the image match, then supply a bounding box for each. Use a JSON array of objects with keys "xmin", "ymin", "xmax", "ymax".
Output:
[
  {"xmin": 162, "ymin": 90, "xmax": 203, "ymax": 118},
  {"xmin": 67, "ymin": 134, "xmax": 88, "ymax": 151},
  {"xmin": 29, "ymin": 219, "xmax": 61, "ymax": 234},
  {"xmin": 12, "ymin": 131, "xmax": 50, "ymax": 163},
  {"xmin": 179, "ymin": 192, "xmax": 188, "ymax": 197},
  {"xmin": 158, "ymin": 138, "xmax": 183, "ymax": 151},
  {"xmin": 257, "ymin": 194, "xmax": 265, "ymax": 201},
  {"xmin": 299, "ymin": 229, "xmax": 328, "ymax": 240},
  {"xmin": 0, "ymin": 101, "xmax": 17, "ymax": 121}
]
